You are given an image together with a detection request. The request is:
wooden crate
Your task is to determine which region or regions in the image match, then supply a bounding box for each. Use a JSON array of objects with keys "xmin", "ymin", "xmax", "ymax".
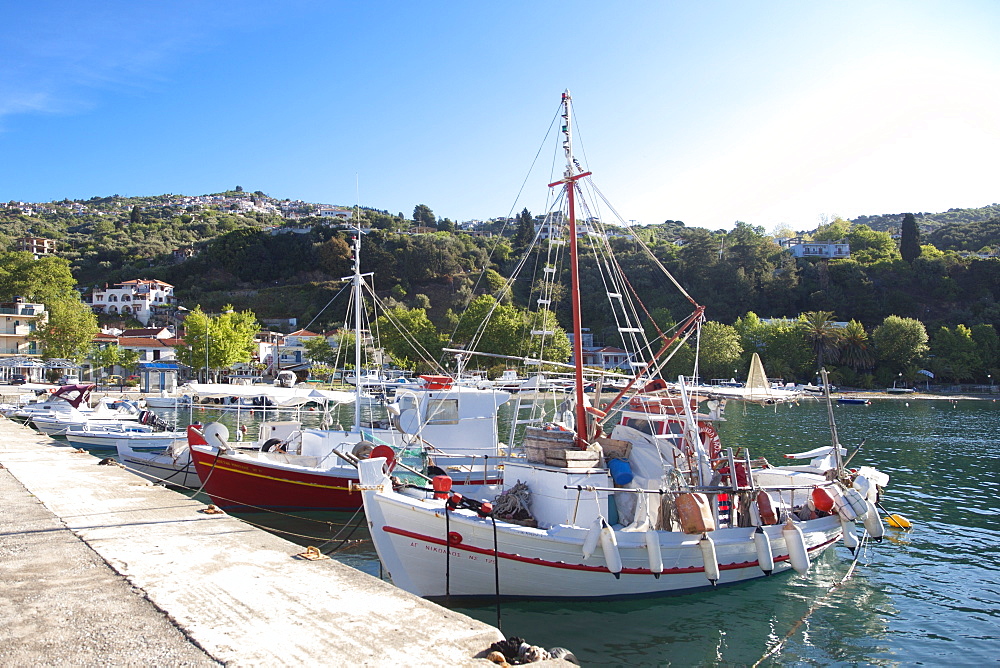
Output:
[
  {"xmin": 524, "ymin": 427, "xmax": 577, "ymax": 463},
  {"xmin": 596, "ymin": 436, "xmax": 632, "ymax": 460},
  {"xmin": 545, "ymin": 449, "xmax": 601, "ymax": 469}
]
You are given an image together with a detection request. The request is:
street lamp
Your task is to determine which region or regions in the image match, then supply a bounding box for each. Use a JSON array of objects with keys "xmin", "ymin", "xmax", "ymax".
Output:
[{"xmin": 989, "ymin": 374, "xmax": 993, "ymax": 388}]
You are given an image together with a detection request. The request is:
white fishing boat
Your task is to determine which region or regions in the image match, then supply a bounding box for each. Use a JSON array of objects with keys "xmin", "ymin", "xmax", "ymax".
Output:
[{"xmin": 357, "ymin": 91, "xmax": 893, "ymax": 600}]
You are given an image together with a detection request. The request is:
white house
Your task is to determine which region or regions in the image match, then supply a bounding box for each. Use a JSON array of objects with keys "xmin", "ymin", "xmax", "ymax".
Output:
[
  {"xmin": 778, "ymin": 237, "xmax": 851, "ymax": 259},
  {"xmin": 89, "ymin": 280, "xmax": 176, "ymax": 326}
]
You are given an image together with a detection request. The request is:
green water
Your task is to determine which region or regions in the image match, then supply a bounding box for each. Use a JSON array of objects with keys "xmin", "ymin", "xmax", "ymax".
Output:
[{"xmin": 152, "ymin": 398, "xmax": 1000, "ymax": 666}]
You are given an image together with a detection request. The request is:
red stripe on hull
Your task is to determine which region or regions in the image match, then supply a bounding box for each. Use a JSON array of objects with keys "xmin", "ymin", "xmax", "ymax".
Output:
[{"xmin": 383, "ymin": 525, "xmax": 840, "ymax": 575}]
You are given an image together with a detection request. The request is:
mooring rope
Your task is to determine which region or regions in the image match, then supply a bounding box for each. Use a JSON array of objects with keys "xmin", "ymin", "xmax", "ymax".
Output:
[{"xmin": 752, "ymin": 533, "xmax": 870, "ymax": 667}]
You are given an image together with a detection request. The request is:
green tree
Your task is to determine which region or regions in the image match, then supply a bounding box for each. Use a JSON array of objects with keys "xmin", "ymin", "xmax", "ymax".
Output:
[
  {"xmin": 129, "ymin": 205, "xmax": 142, "ymax": 225},
  {"xmin": 798, "ymin": 311, "xmax": 843, "ymax": 370},
  {"xmin": 32, "ymin": 297, "xmax": 99, "ymax": 363},
  {"xmin": 812, "ymin": 217, "xmax": 851, "ymax": 242},
  {"xmin": 89, "ymin": 344, "xmax": 122, "ymax": 377},
  {"xmin": 970, "ymin": 324, "xmax": 999, "ymax": 379},
  {"xmin": 413, "ymin": 204, "xmax": 436, "ymax": 227},
  {"xmin": 845, "ymin": 225, "xmax": 900, "ymax": 264},
  {"xmin": 930, "ymin": 324, "xmax": 981, "ymax": 382},
  {"xmin": 514, "ymin": 208, "xmax": 535, "ymax": 249},
  {"xmin": 697, "ymin": 321, "xmax": 743, "ymax": 380},
  {"xmin": 375, "ymin": 307, "xmax": 445, "ymax": 372},
  {"xmin": 900, "ymin": 213, "xmax": 921, "ymax": 264},
  {"xmin": 0, "ymin": 252, "xmax": 77, "ymax": 304},
  {"xmin": 733, "ymin": 312, "xmax": 813, "ymax": 381},
  {"xmin": 872, "ymin": 315, "xmax": 929, "ymax": 372},
  {"xmin": 839, "ymin": 320, "xmax": 875, "ymax": 372},
  {"xmin": 175, "ymin": 305, "xmax": 258, "ymax": 381},
  {"xmin": 316, "ymin": 236, "xmax": 353, "ymax": 276},
  {"xmin": 304, "ymin": 334, "xmax": 336, "ymax": 365}
]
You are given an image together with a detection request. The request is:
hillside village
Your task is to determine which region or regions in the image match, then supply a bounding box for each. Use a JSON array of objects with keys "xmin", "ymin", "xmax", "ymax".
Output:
[{"xmin": 1, "ymin": 190, "xmax": 999, "ymax": 390}]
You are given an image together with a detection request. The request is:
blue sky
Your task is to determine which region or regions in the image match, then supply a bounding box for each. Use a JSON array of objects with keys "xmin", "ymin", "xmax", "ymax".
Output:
[{"xmin": 2, "ymin": 1, "xmax": 998, "ymax": 231}]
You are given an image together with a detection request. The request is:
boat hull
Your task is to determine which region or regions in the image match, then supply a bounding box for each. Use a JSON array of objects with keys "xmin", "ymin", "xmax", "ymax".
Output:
[
  {"xmin": 66, "ymin": 431, "xmax": 185, "ymax": 451},
  {"xmin": 362, "ymin": 484, "xmax": 843, "ymax": 599},
  {"xmin": 189, "ymin": 446, "xmax": 361, "ymax": 511},
  {"xmin": 118, "ymin": 445, "xmax": 200, "ymax": 487}
]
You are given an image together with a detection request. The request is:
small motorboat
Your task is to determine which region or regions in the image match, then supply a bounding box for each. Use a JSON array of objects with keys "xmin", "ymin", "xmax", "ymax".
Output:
[{"xmin": 837, "ymin": 397, "xmax": 872, "ymax": 405}]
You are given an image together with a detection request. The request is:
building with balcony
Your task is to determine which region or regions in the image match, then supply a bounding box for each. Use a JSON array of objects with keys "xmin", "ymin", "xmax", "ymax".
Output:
[
  {"xmin": 0, "ymin": 300, "xmax": 46, "ymax": 358},
  {"xmin": 88, "ymin": 280, "xmax": 176, "ymax": 326},
  {"xmin": 16, "ymin": 237, "xmax": 57, "ymax": 259},
  {"xmin": 777, "ymin": 237, "xmax": 851, "ymax": 259}
]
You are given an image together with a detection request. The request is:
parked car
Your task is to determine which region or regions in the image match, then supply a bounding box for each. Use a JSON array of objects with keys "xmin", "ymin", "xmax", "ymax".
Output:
[
  {"xmin": 106, "ymin": 375, "xmax": 123, "ymax": 386},
  {"xmin": 58, "ymin": 375, "xmax": 81, "ymax": 385},
  {"xmin": 9, "ymin": 373, "xmax": 26, "ymax": 385}
]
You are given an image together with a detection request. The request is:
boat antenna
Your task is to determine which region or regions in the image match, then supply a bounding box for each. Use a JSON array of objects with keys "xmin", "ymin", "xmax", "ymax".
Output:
[
  {"xmin": 548, "ymin": 90, "xmax": 592, "ymax": 447},
  {"xmin": 820, "ymin": 367, "xmax": 844, "ymax": 473}
]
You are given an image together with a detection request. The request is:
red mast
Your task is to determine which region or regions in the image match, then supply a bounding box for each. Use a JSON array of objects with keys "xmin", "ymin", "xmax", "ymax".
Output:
[{"xmin": 548, "ymin": 90, "xmax": 591, "ymax": 447}]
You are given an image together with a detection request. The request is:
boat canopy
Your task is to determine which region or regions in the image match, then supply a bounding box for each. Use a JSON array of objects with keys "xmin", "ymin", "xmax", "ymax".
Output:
[{"xmin": 181, "ymin": 383, "xmax": 354, "ymax": 407}]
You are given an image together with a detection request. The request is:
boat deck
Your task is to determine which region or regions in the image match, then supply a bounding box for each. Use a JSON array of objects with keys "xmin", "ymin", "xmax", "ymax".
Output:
[{"xmin": 0, "ymin": 419, "xmax": 507, "ymax": 666}]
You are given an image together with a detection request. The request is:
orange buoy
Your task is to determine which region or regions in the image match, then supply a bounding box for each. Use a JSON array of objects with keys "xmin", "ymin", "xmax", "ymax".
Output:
[
  {"xmin": 676, "ymin": 493, "xmax": 715, "ymax": 534},
  {"xmin": 756, "ymin": 490, "xmax": 779, "ymax": 525}
]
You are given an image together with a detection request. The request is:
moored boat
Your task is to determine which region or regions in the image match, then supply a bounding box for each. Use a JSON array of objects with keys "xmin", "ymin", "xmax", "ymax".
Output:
[{"xmin": 357, "ymin": 91, "xmax": 893, "ymax": 600}]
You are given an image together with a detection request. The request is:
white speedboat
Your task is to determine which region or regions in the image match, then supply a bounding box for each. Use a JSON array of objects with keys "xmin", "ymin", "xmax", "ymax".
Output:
[{"xmin": 32, "ymin": 397, "xmax": 142, "ymax": 437}]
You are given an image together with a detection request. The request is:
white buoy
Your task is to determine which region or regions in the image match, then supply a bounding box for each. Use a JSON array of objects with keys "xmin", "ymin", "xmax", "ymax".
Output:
[
  {"xmin": 753, "ymin": 526, "xmax": 774, "ymax": 575},
  {"xmin": 782, "ymin": 519, "xmax": 810, "ymax": 575},
  {"xmin": 599, "ymin": 519, "xmax": 622, "ymax": 578},
  {"xmin": 581, "ymin": 517, "xmax": 602, "ymax": 559},
  {"xmin": 863, "ymin": 499, "xmax": 884, "ymax": 542},
  {"xmin": 699, "ymin": 533, "xmax": 720, "ymax": 585},
  {"xmin": 841, "ymin": 517, "xmax": 859, "ymax": 554},
  {"xmin": 645, "ymin": 525, "xmax": 663, "ymax": 578}
]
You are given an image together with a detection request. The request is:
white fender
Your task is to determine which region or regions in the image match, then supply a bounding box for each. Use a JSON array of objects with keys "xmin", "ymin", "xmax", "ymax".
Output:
[
  {"xmin": 645, "ymin": 525, "xmax": 663, "ymax": 578},
  {"xmin": 841, "ymin": 517, "xmax": 859, "ymax": 554},
  {"xmin": 699, "ymin": 533, "xmax": 720, "ymax": 585},
  {"xmin": 599, "ymin": 519, "xmax": 622, "ymax": 578},
  {"xmin": 581, "ymin": 517, "xmax": 602, "ymax": 559},
  {"xmin": 753, "ymin": 526, "xmax": 774, "ymax": 575},
  {"xmin": 853, "ymin": 474, "xmax": 872, "ymax": 501},
  {"xmin": 782, "ymin": 518, "xmax": 810, "ymax": 575},
  {"xmin": 835, "ymin": 488, "xmax": 868, "ymax": 521},
  {"xmin": 863, "ymin": 499, "xmax": 884, "ymax": 542}
]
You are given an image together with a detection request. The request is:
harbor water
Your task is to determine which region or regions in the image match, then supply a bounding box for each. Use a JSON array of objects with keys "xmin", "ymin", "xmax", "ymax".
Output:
[{"xmin": 143, "ymin": 397, "xmax": 998, "ymax": 666}]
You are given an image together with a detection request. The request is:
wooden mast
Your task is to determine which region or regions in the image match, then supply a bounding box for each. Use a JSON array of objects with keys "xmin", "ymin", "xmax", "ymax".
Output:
[{"xmin": 548, "ymin": 90, "xmax": 591, "ymax": 446}]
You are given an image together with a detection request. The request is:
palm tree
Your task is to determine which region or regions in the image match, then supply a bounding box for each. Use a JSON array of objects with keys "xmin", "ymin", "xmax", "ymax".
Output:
[
  {"xmin": 839, "ymin": 320, "xmax": 875, "ymax": 372},
  {"xmin": 799, "ymin": 311, "xmax": 843, "ymax": 371}
]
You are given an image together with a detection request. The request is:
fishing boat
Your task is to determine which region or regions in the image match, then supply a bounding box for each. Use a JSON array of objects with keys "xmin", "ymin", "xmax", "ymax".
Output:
[
  {"xmin": 357, "ymin": 91, "xmax": 893, "ymax": 599},
  {"xmin": 186, "ymin": 227, "xmax": 515, "ymax": 511}
]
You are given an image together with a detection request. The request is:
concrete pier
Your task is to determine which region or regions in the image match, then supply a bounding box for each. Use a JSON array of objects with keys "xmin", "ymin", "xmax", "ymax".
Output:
[{"xmin": 0, "ymin": 418, "xmax": 505, "ymax": 666}]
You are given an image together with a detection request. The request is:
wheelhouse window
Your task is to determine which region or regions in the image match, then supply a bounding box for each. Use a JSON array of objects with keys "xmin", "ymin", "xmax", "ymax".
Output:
[{"xmin": 426, "ymin": 398, "xmax": 459, "ymax": 424}]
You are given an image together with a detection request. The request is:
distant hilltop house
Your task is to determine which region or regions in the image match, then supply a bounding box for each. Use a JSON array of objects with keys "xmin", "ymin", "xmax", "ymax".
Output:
[
  {"xmin": 16, "ymin": 236, "xmax": 57, "ymax": 259},
  {"xmin": 778, "ymin": 237, "xmax": 851, "ymax": 259},
  {"xmin": 171, "ymin": 247, "xmax": 196, "ymax": 264},
  {"xmin": 318, "ymin": 207, "xmax": 354, "ymax": 219},
  {"xmin": 88, "ymin": 279, "xmax": 176, "ymax": 326}
]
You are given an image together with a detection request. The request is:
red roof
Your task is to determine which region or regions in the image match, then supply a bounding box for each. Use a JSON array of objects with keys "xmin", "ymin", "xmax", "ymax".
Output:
[{"xmin": 287, "ymin": 329, "xmax": 320, "ymax": 337}]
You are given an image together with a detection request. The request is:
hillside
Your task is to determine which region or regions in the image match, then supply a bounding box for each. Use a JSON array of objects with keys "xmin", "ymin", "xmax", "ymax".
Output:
[
  {"xmin": 2, "ymin": 193, "xmax": 1000, "ymax": 343},
  {"xmin": 853, "ymin": 203, "xmax": 1000, "ymax": 234}
]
